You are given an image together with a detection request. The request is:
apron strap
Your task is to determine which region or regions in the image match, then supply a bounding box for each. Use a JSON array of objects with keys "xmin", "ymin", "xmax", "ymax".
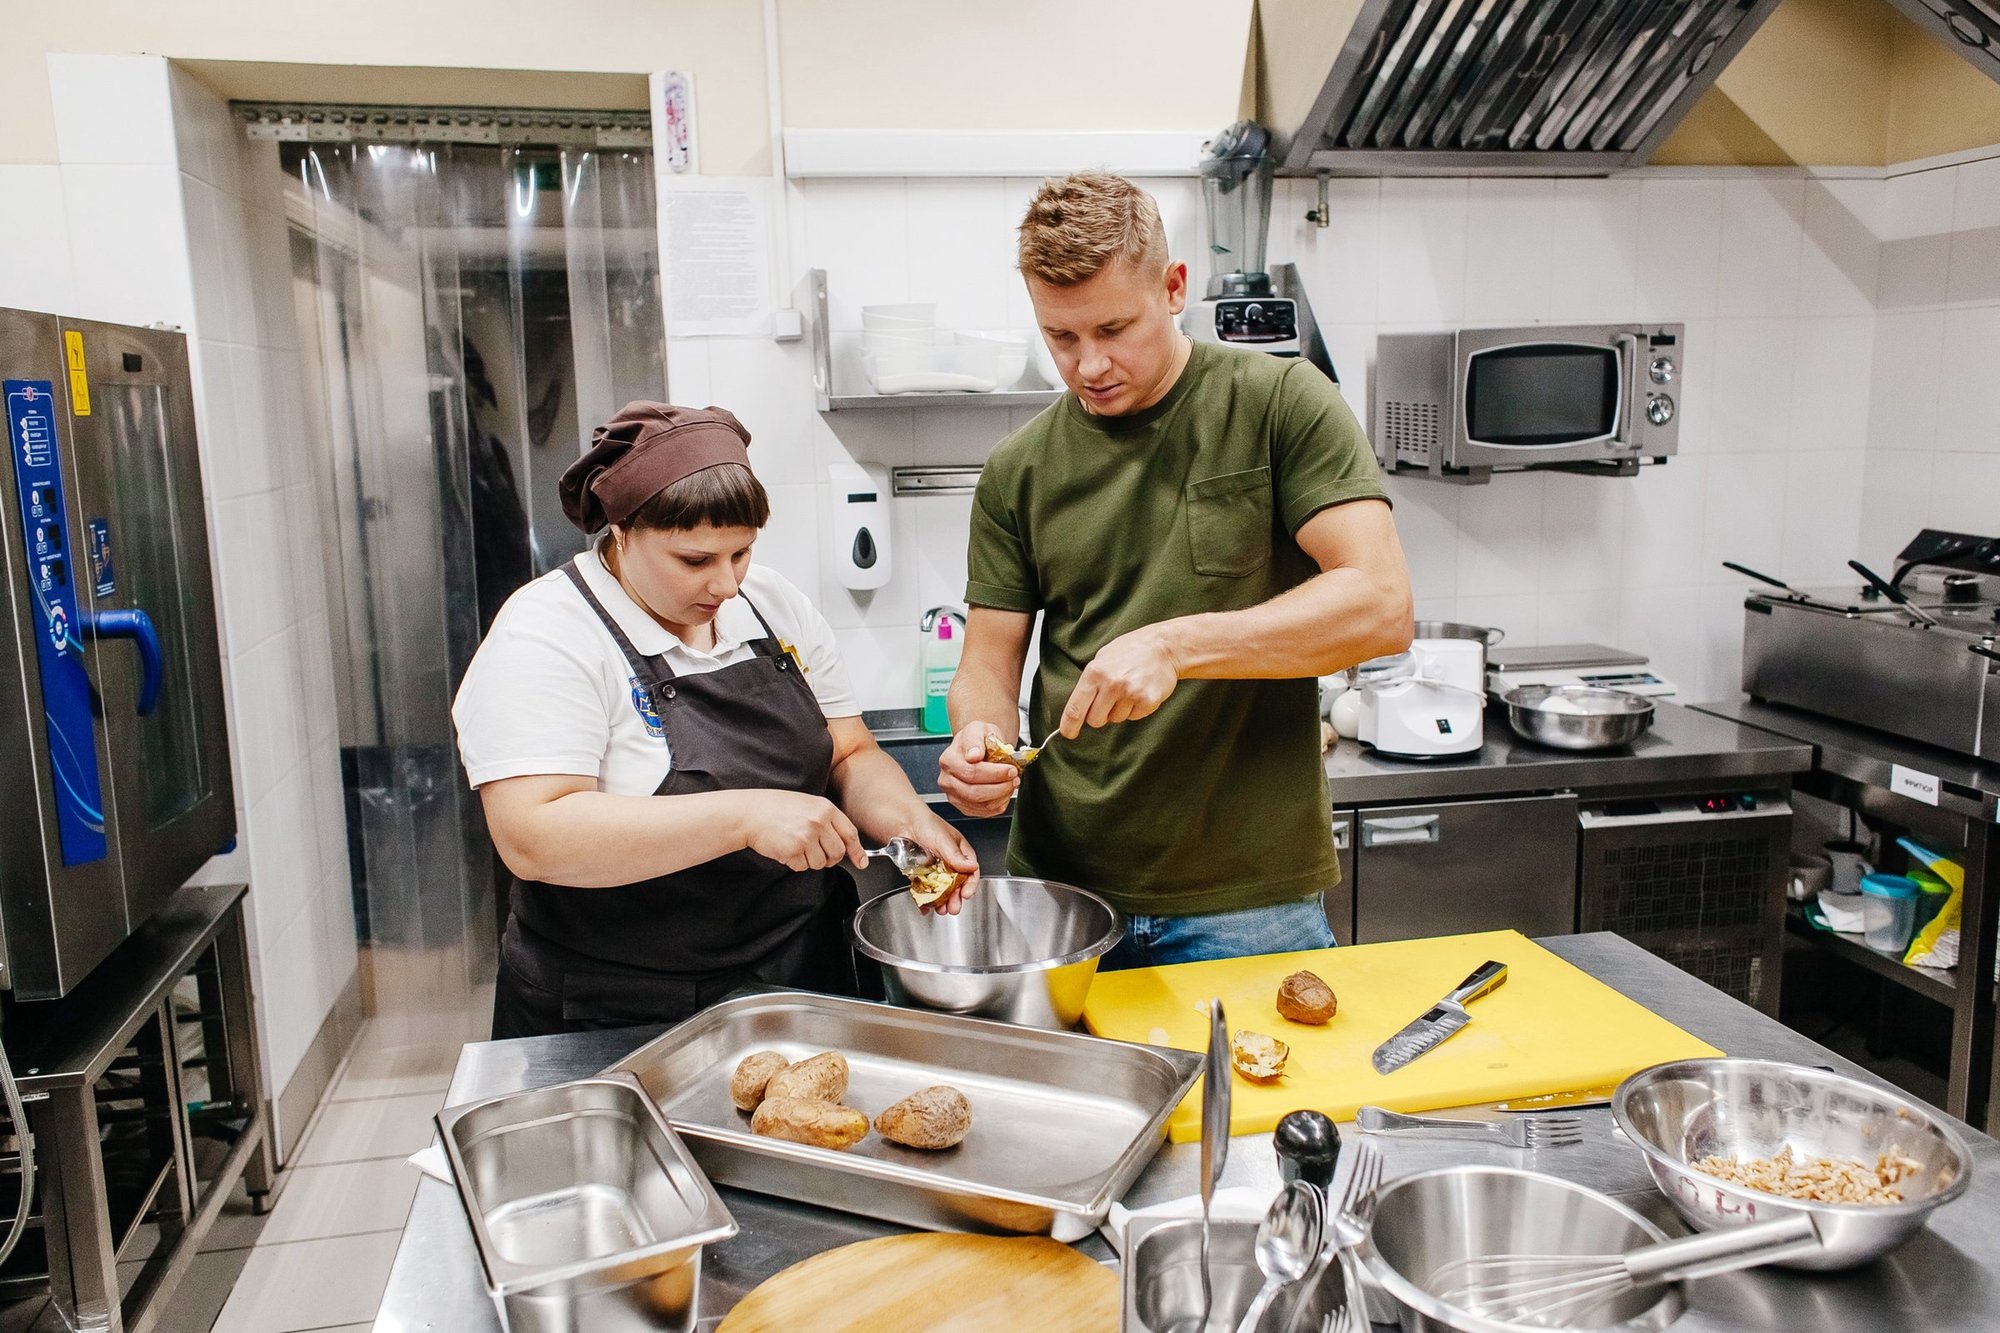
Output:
[
  {"xmin": 566, "ymin": 559, "xmax": 798, "ymax": 672},
  {"xmin": 562, "ymin": 561, "xmax": 678, "ymax": 686}
]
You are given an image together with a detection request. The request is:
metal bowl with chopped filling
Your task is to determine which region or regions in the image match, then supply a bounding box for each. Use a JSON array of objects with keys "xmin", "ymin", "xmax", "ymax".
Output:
[{"xmin": 1613, "ymin": 1057, "xmax": 1974, "ymax": 1269}]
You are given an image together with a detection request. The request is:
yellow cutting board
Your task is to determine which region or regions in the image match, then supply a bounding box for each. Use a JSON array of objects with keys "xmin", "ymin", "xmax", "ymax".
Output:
[
  {"xmin": 1081, "ymin": 930, "xmax": 1723, "ymax": 1142},
  {"xmin": 715, "ymin": 1233, "xmax": 1118, "ymax": 1332}
]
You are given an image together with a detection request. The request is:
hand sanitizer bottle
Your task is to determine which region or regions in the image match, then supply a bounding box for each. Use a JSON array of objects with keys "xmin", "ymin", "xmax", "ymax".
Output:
[{"xmin": 920, "ymin": 607, "xmax": 964, "ymax": 735}]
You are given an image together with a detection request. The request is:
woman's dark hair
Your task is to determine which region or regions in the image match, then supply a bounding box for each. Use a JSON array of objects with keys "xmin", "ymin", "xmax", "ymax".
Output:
[{"xmin": 622, "ymin": 462, "xmax": 770, "ymax": 532}]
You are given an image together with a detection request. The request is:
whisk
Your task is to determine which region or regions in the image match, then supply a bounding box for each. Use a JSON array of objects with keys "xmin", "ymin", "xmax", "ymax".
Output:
[{"xmin": 1426, "ymin": 1213, "xmax": 1820, "ymax": 1327}]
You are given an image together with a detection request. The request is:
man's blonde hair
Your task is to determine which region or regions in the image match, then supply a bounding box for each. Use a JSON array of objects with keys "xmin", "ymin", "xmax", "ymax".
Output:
[{"xmin": 1017, "ymin": 171, "xmax": 1169, "ymax": 286}]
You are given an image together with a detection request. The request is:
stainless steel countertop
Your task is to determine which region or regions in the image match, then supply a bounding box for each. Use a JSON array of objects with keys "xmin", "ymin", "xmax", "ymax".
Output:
[
  {"xmin": 1322, "ymin": 699, "xmax": 1813, "ymax": 806},
  {"xmin": 373, "ymin": 933, "xmax": 2000, "ymax": 1331},
  {"xmin": 1692, "ymin": 696, "xmax": 2000, "ymax": 823}
]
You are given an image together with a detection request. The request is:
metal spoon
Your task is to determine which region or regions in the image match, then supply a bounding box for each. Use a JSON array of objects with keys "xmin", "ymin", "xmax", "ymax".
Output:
[
  {"xmin": 1235, "ymin": 1181, "xmax": 1325, "ymax": 1333},
  {"xmin": 861, "ymin": 836, "xmax": 938, "ymax": 875},
  {"xmin": 992, "ymin": 727, "xmax": 1062, "ymax": 768}
]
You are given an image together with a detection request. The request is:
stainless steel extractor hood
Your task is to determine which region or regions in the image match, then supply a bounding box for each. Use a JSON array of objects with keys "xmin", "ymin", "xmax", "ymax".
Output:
[
  {"xmin": 1257, "ymin": 0, "xmax": 1787, "ymax": 175},
  {"xmin": 1886, "ymin": 0, "xmax": 2000, "ymax": 85}
]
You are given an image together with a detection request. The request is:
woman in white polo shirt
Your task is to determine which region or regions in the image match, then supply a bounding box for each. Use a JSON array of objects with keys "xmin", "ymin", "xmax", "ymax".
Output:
[{"xmin": 454, "ymin": 401, "xmax": 977, "ymax": 1038}]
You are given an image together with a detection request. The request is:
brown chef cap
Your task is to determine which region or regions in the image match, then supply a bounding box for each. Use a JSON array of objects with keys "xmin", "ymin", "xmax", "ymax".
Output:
[{"xmin": 558, "ymin": 401, "xmax": 754, "ymax": 534}]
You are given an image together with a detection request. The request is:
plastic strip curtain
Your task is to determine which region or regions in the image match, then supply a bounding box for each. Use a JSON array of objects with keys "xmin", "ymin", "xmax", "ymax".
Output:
[{"xmin": 283, "ymin": 139, "xmax": 664, "ymax": 1041}]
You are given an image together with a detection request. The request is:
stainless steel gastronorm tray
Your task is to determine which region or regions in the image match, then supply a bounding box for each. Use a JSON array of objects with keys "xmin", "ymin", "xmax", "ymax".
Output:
[{"xmin": 604, "ymin": 992, "xmax": 1203, "ymax": 1242}]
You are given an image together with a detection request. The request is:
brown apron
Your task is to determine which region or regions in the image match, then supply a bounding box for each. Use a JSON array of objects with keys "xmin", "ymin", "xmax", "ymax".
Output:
[{"xmin": 490, "ymin": 563, "xmax": 855, "ymax": 1038}]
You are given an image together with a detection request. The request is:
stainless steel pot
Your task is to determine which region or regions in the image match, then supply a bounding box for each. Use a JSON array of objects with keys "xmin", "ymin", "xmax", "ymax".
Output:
[
  {"xmin": 848, "ymin": 876, "xmax": 1123, "ymax": 1029},
  {"xmin": 1414, "ymin": 620, "xmax": 1505, "ymax": 648},
  {"xmin": 1503, "ymin": 684, "xmax": 1654, "ymax": 750},
  {"xmin": 1358, "ymin": 1165, "xmax": 1685, "ymax": 1332},
  {"xmin": 1388, "ymin": 621, "xmax": 1505, "ymax": 685}
]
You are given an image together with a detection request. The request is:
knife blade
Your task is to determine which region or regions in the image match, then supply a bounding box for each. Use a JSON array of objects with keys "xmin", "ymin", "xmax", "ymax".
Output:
[{"xmin": 1371, "ymin": 959, "xmax": 1508, "ymax": 1075}]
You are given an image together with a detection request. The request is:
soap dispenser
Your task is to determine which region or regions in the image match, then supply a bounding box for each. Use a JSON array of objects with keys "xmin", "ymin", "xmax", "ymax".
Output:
[
  {"xmin": 920, "ymin": 607, "xmax": 965, "ymax": 734},
  {"xmin": 827, "ymin": 462, "xmax": 890, "ymax": 591}
]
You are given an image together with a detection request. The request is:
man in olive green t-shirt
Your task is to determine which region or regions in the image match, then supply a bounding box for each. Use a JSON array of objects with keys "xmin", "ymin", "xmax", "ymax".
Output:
[{"xmin": 937, "ymin": 171, "xmax": 1415, "ymax": 969}]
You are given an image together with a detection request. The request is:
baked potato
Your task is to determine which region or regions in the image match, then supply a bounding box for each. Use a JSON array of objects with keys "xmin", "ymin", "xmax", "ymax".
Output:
[
  {"xmin": 750, "ymin": 1097, "xmax": 870, "ymax": 1150},
  {"xmin": 764, "ymin": 1050, "xmax": 849, "ymax": 1104},
  {"xmin": 729, "ymin": 1051, "xmax": 791, "ymax": 1111},
  {"xmin": 1276, "ymin": 970, "xmax": 1338, "ymax": 1025},
  {"xmin": 1230, "ymin": 1030, "xmax": 1290, "ymax": 1082},
  {"xmin": 983, "ymin": 735, "xmax": 1043, "ymax": 769},
  {"xmin": 906, "ymin": 859, "xmax": 964, "ymax": 906},
  {"xmin": 875, "ymin": 1085, "xmax": 972, "ymax": 1149}
]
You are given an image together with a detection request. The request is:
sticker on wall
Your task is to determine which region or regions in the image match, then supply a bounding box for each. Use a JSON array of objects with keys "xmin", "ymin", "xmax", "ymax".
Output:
[
  {"xmin": 654, "ymin": 70, "xmax": 696, "ymax": 174},
  {"xmin": 62, "ymin": 330, "xmax": 91, "ymax": 416}
]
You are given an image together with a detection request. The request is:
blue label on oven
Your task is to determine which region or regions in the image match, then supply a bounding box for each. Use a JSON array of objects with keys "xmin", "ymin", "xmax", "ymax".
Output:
[
  {"xmin": 87, "ymin": 518, "xmax": 114, "ymax": 596},
  {"xmin": 6, "ymin": 379, "xmax": 107, "ymax": 866}
]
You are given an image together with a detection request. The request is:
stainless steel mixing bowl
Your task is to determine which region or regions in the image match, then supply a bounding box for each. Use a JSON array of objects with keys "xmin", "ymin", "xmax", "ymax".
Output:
[
  {"xmin": 1503, "ymin": 684, "xmax": 1655, "ymax": 750},
  {"xmin": 1613, "ymin": 1058, "xmax": 1973, "ymax": 1270},
  {"xmin": 848, "ymin": 876, "xmax": 1123, "ymax": 1029},
  {"xmin": 1357, "ymin": 1164, "xmax": 1685, "ymax": 1333}
]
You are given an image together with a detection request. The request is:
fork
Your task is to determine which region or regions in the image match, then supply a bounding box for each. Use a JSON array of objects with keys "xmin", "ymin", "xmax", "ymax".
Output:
[
  {"xmin": 1356, "ymin": 1106, "xmax": 1584, "ymax": 1149},
  {"xmin": 1316, "ymin": 1137, "xmax": 1384, "ymax": 1333}
]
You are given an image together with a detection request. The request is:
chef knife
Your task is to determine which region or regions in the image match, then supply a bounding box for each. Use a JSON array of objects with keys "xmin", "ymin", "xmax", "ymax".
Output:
[{"xmin": 1371, "ymin": 960, "xmax": 1508, "ymax": 1075}]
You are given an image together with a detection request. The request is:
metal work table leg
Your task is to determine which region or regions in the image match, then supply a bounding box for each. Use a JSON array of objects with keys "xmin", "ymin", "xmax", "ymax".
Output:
[
  {"xmin": 31, "ymin": 1084, "xmax": 117, "ymax": 1332},
  {"xmin": 211, "ymin": 903, "xmax": 274, "ymax": 1212}
]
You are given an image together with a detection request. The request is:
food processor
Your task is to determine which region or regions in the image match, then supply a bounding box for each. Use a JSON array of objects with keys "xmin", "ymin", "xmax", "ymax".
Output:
[
  {"xmin": 1182, "ymin": 121, "xmax": 1333, "ymax": 378},
  {"xmin": 1350, "ymin": 639, "xmax": 1486, "ymax": 759}
]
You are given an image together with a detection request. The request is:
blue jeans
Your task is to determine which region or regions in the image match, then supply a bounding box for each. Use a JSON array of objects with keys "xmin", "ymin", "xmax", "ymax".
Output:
[{"xmin": 1101, "ymin": 897, "xmax": 1336, "ymax": 971}]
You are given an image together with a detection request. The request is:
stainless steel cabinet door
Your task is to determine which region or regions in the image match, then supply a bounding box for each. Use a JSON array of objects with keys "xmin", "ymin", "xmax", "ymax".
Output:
[
  {"xmin": 1352, "ymin": 794, "xmax": 1579, "ymax": 944},
  {"xmin": 1325, "ymin": 810, "xmax": 1355, "ymax": 944}
]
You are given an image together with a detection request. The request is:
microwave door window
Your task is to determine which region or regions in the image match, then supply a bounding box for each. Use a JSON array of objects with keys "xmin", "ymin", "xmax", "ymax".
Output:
[{"xmin": 1465, "ymin": 345, "xmax": 1619, "ymax": 446}]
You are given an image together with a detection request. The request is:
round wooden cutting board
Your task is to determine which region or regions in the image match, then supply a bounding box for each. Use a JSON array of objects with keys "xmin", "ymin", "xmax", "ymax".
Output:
[{"xmin": 715, "ymin": 1232, "xmax": 1119, "ymax": 1333}]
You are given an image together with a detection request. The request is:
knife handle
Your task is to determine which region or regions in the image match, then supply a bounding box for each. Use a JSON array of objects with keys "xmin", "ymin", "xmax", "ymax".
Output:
[{"xmin": 1446, "ymin": 960, "xmax": 1507, "ymax": 1007}]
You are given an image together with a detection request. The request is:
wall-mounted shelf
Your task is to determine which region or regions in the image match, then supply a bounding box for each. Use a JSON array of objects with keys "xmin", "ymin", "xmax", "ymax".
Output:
[{"xmin": 800, "ymin": 269, "xmax": 1062, "ymax": 414}]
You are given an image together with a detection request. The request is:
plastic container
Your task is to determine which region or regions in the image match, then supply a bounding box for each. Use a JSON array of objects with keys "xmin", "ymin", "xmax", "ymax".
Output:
[
  {"xmin": 920, "ymin": 607, "xmax": 964, "ymax": 734},
  {"xmin": 953, "ymin": 330, "xmax": 1030, "ymax": 389},
  {"xmin": 1859, "ymin": 873, "xmax": 1920, "ymax": 954},
  {"xmin": 864, "ymin": 342, "xmax": 1000, "ymax": 394},
  {"xmin": 861, "ymin": 303, "xmax": 936, "ymax": 329}
]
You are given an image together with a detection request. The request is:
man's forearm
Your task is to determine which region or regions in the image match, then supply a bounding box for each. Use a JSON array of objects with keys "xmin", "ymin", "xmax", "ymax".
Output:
[
  {"xmin": 947, "ymin": 661, "xmax": 1022, "ymax": 740},
  {"xmin": 1155, "ymin": 564, "xmax": 1412, "ymax": 681}
]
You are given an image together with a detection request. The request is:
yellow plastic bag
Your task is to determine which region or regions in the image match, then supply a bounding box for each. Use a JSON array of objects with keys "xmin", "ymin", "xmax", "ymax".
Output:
[{"xmin": 1901, "ymin": 839, "xmax": 1964, "ymax": 969}]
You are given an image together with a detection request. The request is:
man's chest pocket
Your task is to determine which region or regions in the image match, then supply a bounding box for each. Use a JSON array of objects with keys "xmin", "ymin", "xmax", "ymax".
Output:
[{"xmin": 1184, "ymin": 467, "xmax": 1274, "ymax": 577}]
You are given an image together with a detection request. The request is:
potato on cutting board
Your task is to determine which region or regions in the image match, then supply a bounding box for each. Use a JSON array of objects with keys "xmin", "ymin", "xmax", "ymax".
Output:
[{"xmin": 1277, "ymin": 970, "xmax": 1338, "ymax": 1025}]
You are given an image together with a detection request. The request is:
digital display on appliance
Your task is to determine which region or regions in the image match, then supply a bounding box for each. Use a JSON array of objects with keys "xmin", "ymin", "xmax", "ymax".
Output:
[{"xmin": 1464, "ymin": 345, "xmax": 1618, "ymax": 445}]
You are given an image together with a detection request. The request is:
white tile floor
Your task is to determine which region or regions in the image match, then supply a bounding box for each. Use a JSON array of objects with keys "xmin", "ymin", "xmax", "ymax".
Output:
[{"xmin": 196, "ymin": 1013, "xmax": 471, "ymax": 1332}]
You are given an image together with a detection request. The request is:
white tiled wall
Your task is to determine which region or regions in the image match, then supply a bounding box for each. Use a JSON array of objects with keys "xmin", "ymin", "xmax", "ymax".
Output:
[
  {"xmin": 4, "ymin": 55, "xmax": 357, "ymax": 1153},
  {"xmin": 699, "ymin": 165, "xmax": 1894, "ymax": 705},
  {"xmin": 1862, "ymin": 154, "xmax": 2000, "ymax": 571}
]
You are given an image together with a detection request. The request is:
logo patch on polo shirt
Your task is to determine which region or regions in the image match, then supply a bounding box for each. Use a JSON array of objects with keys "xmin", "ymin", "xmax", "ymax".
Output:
[{"xmin": 629, "ymin": 676, "xmax": 664, "ymax": 738}]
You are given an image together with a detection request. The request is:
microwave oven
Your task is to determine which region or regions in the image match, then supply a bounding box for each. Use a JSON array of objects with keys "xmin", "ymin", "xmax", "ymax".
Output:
[{"xmin": 1372, "ymin": 323, "xmax": 1683, "ymax": 481}]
